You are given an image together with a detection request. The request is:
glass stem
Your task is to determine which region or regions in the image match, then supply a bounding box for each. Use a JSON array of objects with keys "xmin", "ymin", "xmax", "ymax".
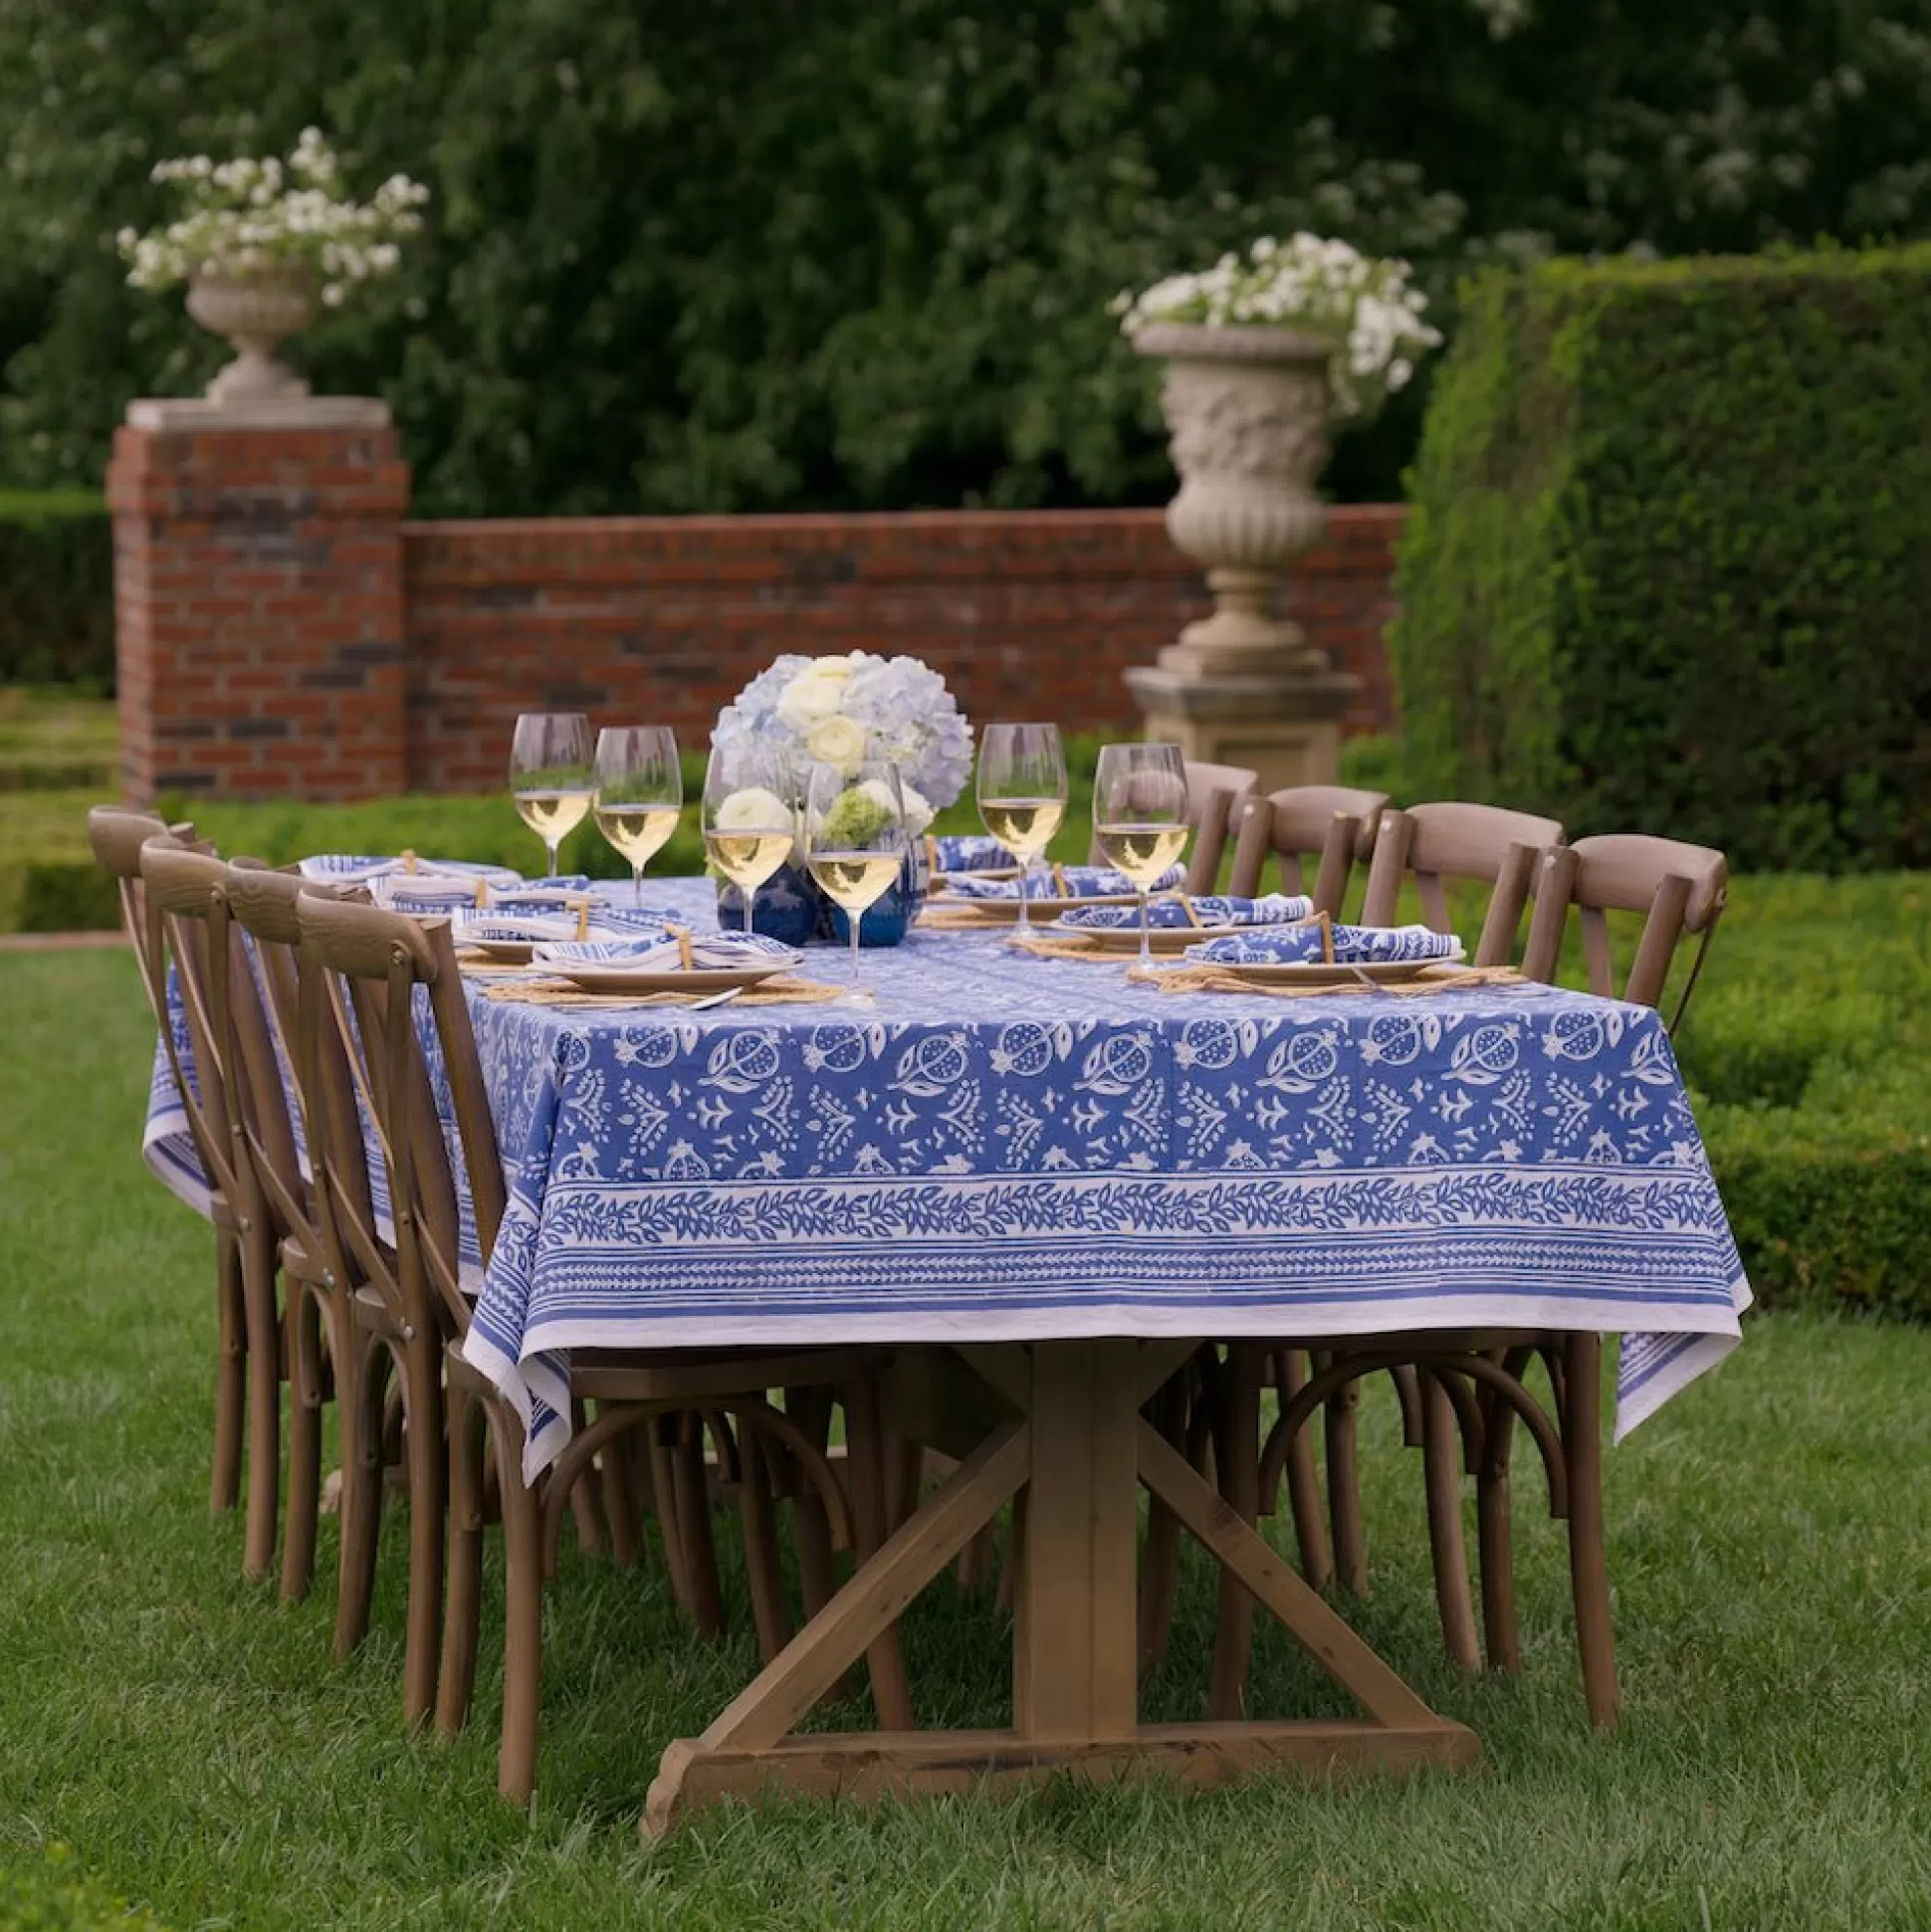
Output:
[
  {"xmin": 743, "ymin": 889, "xmax": 754, "ymax": 936},
  {"xmin": 544, "ymin": 836, "xmax": 559, "ymax": 879},
  {"xmin": 1016, "ymin": 855, "xmax": 1031, "ymax": 933},
  {"xmin": 632, "ymin": 863, "xmax": 643, "ymax": 909},
  {"xmin": 1139, "ymin": 889, "xmax": 1152, "ymax": 968},
  {"xmin": 849, "ymin": 915, "xmax": 862, "ymax": 996}
]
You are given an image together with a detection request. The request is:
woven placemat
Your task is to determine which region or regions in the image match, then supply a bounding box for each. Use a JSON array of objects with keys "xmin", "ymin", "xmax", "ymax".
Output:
[
  {"xmin": 917, "ymin": 902, "xmax": 1020, "ymax": 932},
  {"xmin": 1005, "ymin": 931, "xmax": 1126, "ymax": 961},
  {"xmin": 480, "ymin": 974, "xmax": 847, "ymax": 1009},
  {"xmin": 1126, "ymin": 963, "xmax": 1534, "ymax": 999}
]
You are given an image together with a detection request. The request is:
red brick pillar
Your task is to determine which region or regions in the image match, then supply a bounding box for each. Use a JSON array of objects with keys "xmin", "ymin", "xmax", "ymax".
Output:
[{"xmin": 107, "ymin": 400, "xmax": 411, "ymax": 803}]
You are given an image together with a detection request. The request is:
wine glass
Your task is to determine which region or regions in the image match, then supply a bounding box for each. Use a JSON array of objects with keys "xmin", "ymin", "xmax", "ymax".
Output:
[
  {"xmin": 1092, "ymin": 742, "xmax": 1190, "ymax": 968},
  {"xmin": 592, "ymin": 726, "xmax": 682, "ymax": 906},
  {"xmin": 976, "ymin": 722, "xmax": 1068, "ymax": 934},
  {"xmin": 703, "ymin": 739, "xmax": 796, "ymax": 935},
  {"xmin": 803, "ymin": 758, "xmax": 907, "ymax": 1003},
  {"xmin": 510, "ymin": 711, "xmax": 594, "ymax": 879}
]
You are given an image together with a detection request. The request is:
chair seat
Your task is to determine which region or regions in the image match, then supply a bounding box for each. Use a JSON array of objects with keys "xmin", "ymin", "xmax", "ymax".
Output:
[{"xmin": 446, "ymin": 1337, "xmax": 880, "ymax": 1405}]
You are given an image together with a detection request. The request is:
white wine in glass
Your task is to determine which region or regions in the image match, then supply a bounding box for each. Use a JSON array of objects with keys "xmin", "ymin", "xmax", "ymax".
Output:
[
  {"xmin": 510, "ymin": 712, "xmax": 594, "ymax": 877},
  {"xmin": 1092, "ymin": 741, "xmax": 1190, "ymax": 967},
  {"xmin": 975, "ymin": 722, "xmax": 1068, "ymax": 933},
  {"xmin": 702, "ymin": 737, "xmax": 796, "ymax": 934},
  {"xmin": 804, "ymin": 758, "xmax": 907, "ymax": 1002},
  {"xmin": 592, "ymin": 726, "xmax": 682, "ymax": 906}
]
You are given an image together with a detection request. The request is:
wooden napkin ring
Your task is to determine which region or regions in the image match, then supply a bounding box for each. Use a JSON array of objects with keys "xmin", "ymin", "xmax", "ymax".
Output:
[
  {"xmin": 1316, "ymin": 910, "xmax": 1335, "ymax": 964},
  {"xmin": 1180, "ymin": 896, "xmax": 1203, "ymax": 930},
  {"xmin": 573, "ymin": 897, "xmax": 591, "ymax": 941},
  {"xmin": 473, "ymin": 878, "xmax": 489, "ymax": 910},
  {"xmin": 400, "ymin": 848, "xmax": 419, "ymax": 875},
  {"xmin": 1051, "ymin": 862, "xmax": 1069, "ymax": 897},
  {"xmin": 670, "ymin": 923, "xmax": 694, "ymax": 970}
]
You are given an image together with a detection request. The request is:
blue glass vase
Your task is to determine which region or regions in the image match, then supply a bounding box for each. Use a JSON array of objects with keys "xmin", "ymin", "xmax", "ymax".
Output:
[{"xmin": 717, "ymin": 843, "xmax": 929, "ymax": 948}]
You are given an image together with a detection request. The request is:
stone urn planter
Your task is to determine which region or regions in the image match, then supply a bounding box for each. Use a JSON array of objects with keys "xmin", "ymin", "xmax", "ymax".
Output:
[
  {"xmin": 186, "ymin": 267, "xmax": 319, "ymax": 405},
  {"xmin": 1133, "ymin": 322, "xmax": 1334, "ymax": 676}
]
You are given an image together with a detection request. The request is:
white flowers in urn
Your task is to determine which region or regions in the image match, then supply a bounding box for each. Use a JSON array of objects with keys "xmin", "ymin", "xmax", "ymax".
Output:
[
  {"xmin": 116, "ymin": 128, "xmax": 429, "ymax": 404},
  {"xmin": 1113, "ymin": 233, "xmax": 1441, "ymax": 423},
  {"xmin": 1111, "ymin": 234, "xmax": 1444, "ymax": 664}
]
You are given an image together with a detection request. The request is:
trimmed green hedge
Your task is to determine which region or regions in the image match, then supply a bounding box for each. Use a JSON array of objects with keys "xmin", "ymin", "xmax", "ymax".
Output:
[
  {"xmin": 0, "ymin": 492, "xmax": 113, "ymax": 691},
  {"xmin": 1390, "ymin": 246, "xmax": 1931, "ymax": 873}
]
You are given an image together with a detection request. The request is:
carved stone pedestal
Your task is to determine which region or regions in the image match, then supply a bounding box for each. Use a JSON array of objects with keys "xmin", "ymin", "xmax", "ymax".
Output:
[{"xmin": 1126, "ymin": 661, "xmax": 1358, "ymax": 795}]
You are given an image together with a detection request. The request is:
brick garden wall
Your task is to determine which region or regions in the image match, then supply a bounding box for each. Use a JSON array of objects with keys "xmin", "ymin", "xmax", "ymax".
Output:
[
  {"xmin": 109, "ymin": 416, "xmax": 1403, "ymax": 802},
  {"xmin": 403, "ymin": 507, "xmax": 1404, "ymax": 795}
]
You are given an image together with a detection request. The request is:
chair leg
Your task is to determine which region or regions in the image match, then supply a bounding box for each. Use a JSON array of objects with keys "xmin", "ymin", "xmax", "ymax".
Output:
[
  {"xmin": 595, "ymin": 1402, "xmax": 643, "ymax": 1569},
  {"xmin": 280, "ymin": 1287, "xmax": 325, "ymax": 1604},
  {"xmin": 1275, "ymin": 1350, "xmax": 1333, "ymax": 1589},
  {"xmin": 565, "ymin": 1396, "xmax": 607, "ymax": 1558},
  {"xmin": 492, "ymin": 1411, "xmax": 544, "ymax": 1806},
  {"xmin": 842, "ymin": 1375, "xmax": 915, "ymax": 1730},
  {"xmin": 783, "ymin": 1388, "xmax": 838, "ymax": 1623},
  {"xmin": 1139, "ymin": 1375, "xmax": 1186, "ymax": 1671},
  {"xmin": 1209, "ymin": 1345, "xmax": 1262, "ymax": 1720},
  {"xmin": 645, "ymin": 1414, "xmax": 694, "ymax": 1617},
  {"xmin": 671, "ymin": 1411, "xmax": 726, "ymax": 1635},
  {"xmin": 333, "ymin": 1333, "xmax": 389, "ymax": 1662},
  {"xmin": 1324, "ymin": 1372, "xmax": 1369, "ymax": 1595},
  {"xmin": 400, "ymin": 1344, "xmax": 446, "ymax": 1731},
  {"xmin": 437, "ymin": 1378, "xmax": 489, "ymax": 1736},
  {"xmin": 239, "ymin": 1220, "xmax": 283, "ymax": 1583},
  {"xmin": 1477, "ymin": 1392, "xmax": 1522, "ymax": 1674},
  {"xmin": 1422, "ymin": 1370, "xmax": 1481, "ymax": 1673},
  {"xmin": 210, "ymin": 1223, "xmax": 245, "ymax": 1514},
  {"xmin": 1563, "ymin": 1333, "xmax": 1618, "ymax": 1727},
  {"xmin": 739, "ymin": 1424, "xmax": 793, "ymax": 1663}
]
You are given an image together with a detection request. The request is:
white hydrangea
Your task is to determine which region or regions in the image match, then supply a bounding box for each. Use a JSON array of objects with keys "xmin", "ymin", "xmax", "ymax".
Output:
[
  {"xmin": 1112, "ymin": 232, "xmax": 1443, "ymax": 423},
  {"xmin": 711, "ymin": 651, "xmax": 971, "ymax": 825},
  {"xmin": 119, "ymin": 128, "xmax": 429, "ymax": 307}
]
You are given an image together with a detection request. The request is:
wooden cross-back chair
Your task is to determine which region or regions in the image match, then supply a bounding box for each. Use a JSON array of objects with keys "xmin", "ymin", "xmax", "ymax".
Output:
[
  {"xmin": 294, "ymin": 889, "xmax": 893, "ymax": 1800},
  {"xmin": 1226, "ymin": 784, "xmax": 1390, "ymax": 916},
  {"xmin": 1523, "ymin": 834, "xmax": 1730, "ymax": 1028},
  {"xmin": 222, "ymin": 863, "xmax": 384, "ymax": 1623},
  {"xmin": 1087, "ymin": 758, "xmax": 1258, "ymax": 894},
  {"xmin": 135, "ymin": 839, "xmax": 288, "ymax": 1585},
  {"xmin": 1256, "ymin": 832, "xmax": 1733, "ymax": 1731},
  {"xmin": 1362, "ymin": 801, "xmax": 1566, "ymax": 965},
  {"xmin": 88, "ymin": 808, "xmax": 259, "ymax": 1526}
]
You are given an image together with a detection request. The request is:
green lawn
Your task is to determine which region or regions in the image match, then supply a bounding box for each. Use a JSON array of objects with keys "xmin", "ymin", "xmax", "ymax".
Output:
[{"xmin": 5, "ymin": 949, "xmax": 1931, "ymax": 1928}]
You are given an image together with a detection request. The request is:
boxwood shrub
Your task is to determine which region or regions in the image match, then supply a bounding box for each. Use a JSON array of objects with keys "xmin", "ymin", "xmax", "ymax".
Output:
[
  {"xmin": 0, "ymin": 491, "xmax": 113, "ymax": 690},
  {"xmin": 1390, "ymin": 246, "xmax": 1931, "ymax": 873}
]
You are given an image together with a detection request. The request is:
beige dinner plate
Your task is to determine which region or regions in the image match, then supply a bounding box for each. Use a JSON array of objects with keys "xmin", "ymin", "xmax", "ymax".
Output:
[
  {"xmin": 465, "ymin": 938, "xmax": 540, "ymax": 964},
  {"xmin": 547, "ymin": 961, "xmax": 795, "ymax": 994},
  {"xmin": 1204, "ymin": 956, "xmax": 1473, "ymax": 987}
]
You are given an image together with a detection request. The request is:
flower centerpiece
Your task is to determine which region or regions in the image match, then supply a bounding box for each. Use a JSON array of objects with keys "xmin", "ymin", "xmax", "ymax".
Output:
[
  {"xmin": 710, "ymin": 652, "xmax": 972, "ymax": 946},
  {"xmin": 1112, "ymin": 234, "xmax": 1441, "ymax": 666},
  {"xmin": 117, "ymin": 128, "xmax": 429, "ymax": 406}
]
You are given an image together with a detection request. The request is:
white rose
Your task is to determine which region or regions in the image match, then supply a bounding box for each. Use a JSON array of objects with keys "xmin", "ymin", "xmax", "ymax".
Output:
[
  {"xmin": 716, "ymin": 785, "xmax": 791, "ymax": 830},
  {"xmin": 796, "ymin": 654, "xmax": 857, "ymax": 685},
  {"xmin": 804, "ymin": 714, "xmax": 868, "ymax": 773},
  {"xmin": 775, "ymin": 673, "xmax": 845, "ymax": 732}
]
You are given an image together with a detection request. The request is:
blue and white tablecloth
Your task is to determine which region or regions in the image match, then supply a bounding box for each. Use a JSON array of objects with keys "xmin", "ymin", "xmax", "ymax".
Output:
[{"xmin": 143, "ymin": 878, "xmax": 1750, "ymax": 1480}]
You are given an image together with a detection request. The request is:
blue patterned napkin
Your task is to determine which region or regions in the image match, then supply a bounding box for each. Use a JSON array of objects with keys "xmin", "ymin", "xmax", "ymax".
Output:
[
  {"xmin": 928, "ymin": 833, "xmax": 1014, "ymax": 875},
  {"xmin": 533, "ymin": 931, "xmax": 801, "ymax": 972},
  {"xmin": 945, "ymin": 862, "xmax": 1186, "ymax": 902},
  {"xmin": 1186, "ymin": 923, "xmax": 1462, "ymax": 966},
  {"xmin": 299, "ymin": 854, "xmax": 523, "ymax": 891},
  {"xmin": 457, "ymin": 906, "xmax": 679, "ymax": 946},
  {"xmin": 1056, "ymin": 893, "xmax": 1313, "ymax": 932}
]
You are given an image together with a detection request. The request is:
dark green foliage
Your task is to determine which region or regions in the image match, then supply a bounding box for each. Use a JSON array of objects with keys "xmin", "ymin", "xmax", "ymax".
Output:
[
  {"xmin": 8, "ymin": 4, "xmax": 1931, "ymax": 513},
  {"xmin": 0, "ymin": 494, "xmax": 112, "ymax": 690},
  {"xmin": 0, "ymin": 1848, "xmax": 163, "ymax": 1930},
  {"xmin": 1390, "ymin": 246, "xmax": 1931, "ymax": 871}
]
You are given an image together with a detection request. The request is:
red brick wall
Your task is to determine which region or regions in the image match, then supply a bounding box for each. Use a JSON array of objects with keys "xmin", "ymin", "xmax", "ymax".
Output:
[
  {"xmin": 402, "ymin": 506, "xmax": 1403, "ymax": 794},
  {"xmin": 107, "ymin": 414, "xmax": 1403, "ymax": 802},
  {"xmin": 107, "ymin": 420, "xmax": 410, "ymax": 801}
]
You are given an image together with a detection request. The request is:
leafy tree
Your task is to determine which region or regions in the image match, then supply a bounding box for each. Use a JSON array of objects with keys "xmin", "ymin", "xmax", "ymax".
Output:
[{"xmin": 4, "ymin": 0, "xmax": 1931, "ymax": 514}]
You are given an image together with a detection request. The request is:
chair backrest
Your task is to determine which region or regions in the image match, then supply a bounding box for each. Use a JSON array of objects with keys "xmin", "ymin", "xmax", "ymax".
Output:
[
  {"xmin": 1521, "ymin": 833, "xmax": 1730, "ymax": 1026},
  {"xmin": 295, "ymin": 891, "xmax": 506, "ymax": 1343},
  {"xmin": 1227, "ymin": 784, "xmax": 1391, "ymax": 914},
  {"xmin": 89, "ymin": 806, "xmax": 203, "ymax": 1026},
  {"xmin": 224, "ymin": 864, "xmax": 373, "ymax": 1280},
  {"xmin": 1086, "ymin": 758, "xmax": 1259, "ymax": 892},
  {"xmin": 138, "ymin": 839, "xmax": 269, "ymax": 1222},
  {"xmin": 1362, "ymin": 801, "xmax": 1566, "ymax": 966}
]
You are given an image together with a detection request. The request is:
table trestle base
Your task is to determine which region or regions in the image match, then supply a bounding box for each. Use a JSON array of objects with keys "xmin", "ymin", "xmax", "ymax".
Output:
[{"xmin": 642, "ymin": 1341, "xmax": 1479, "ymax": 1835}]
